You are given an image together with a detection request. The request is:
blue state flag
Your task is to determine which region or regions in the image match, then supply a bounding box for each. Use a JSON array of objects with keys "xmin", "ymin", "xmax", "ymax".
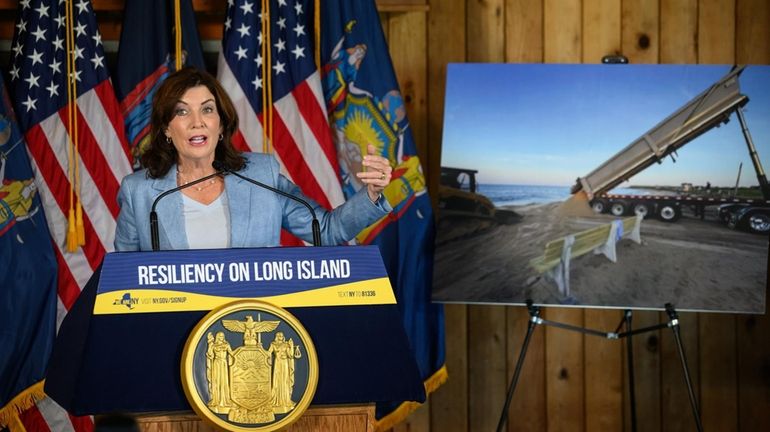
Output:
[
  {"xmin": 320, "ymin": 1, "xmax": 446, "ymax": 428},
  {"xmin": 0, "ymin": 73, "xmax": 58, "ymax": 428},
  {"xmin": 114, "ymin": 0, "xmax": 205, "ymax": 164}
]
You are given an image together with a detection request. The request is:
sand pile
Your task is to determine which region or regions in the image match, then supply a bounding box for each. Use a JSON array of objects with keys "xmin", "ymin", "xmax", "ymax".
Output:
[{"xmin": 556, "ymin": 190, "xmax": 597, "ymax": 217}]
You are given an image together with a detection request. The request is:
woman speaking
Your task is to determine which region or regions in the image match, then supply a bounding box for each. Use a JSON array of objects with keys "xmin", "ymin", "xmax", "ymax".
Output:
[{"xmin": 114, "ymin": 68, "xmax": 392, "ymax": 251}]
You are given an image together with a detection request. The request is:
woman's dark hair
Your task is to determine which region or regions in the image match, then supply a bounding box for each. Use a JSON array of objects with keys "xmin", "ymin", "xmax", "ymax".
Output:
[{"xmin": 141, "ymin": 67, "xmax": 245, "ymax": 178}]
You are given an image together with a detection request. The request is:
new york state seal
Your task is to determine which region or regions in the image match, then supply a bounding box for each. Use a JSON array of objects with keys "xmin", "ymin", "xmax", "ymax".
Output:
[{"xmin": 181, "ymin": 300, "xmax": 318, "ymax": 431}]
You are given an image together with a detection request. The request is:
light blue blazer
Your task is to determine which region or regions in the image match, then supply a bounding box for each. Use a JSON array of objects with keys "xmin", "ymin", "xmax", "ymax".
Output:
[{"xmin": 114, "ymin": 153, "xmax": 390, "ymax": 251}]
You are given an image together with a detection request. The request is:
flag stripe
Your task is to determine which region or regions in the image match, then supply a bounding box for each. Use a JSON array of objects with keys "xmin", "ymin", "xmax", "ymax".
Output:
[
  {"xmin": 53, "ymin": 245, "xmax": 84, "ymax": 311},
  {"xmin": 84, "ymin": 82, "xmax": 134, "ymax": 175},
  {"xmin": 269, "ymin": 111, "xmax": 333, "ymax": 209},
  {"xmin": 24, "ymin": 125, "xmax": 108, "ymax": 269},
  {"xmin": 36, "ymin": 113, "xmax": 118, "ymax": 251},
  {"xmin": 293, "ymin": 75, "xmax": 341, "ymax": 180},
  {"xmin": 37, "ymin": 396, "xmax": 77, "ymax": 432},
  {"xmin": 217, "ymin": 53, "xmax": 264, "ymax": 153},
  {"xmin": 68, "ymin": 414, "xmax": 94, "ymax": 432},
  {"xmin": 274, "ymin": 88, "xmax": 343, "ymax": 207},
  {"xmin": 54, "ymin": 108, "xmax": 121, "ymax": 219},
  {"xmin": 18, "ymin": 403, "xmax": 51, "ymax": 432}
]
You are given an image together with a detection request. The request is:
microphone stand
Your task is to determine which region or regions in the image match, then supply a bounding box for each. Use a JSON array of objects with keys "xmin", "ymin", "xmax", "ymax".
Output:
[
  {"xmin": 213, "ymin": 162, "xmax": 322, "ymax": 247},
  {"xmin": 150, "ymin": 171, "xmax": 224, "ymax": 251}
]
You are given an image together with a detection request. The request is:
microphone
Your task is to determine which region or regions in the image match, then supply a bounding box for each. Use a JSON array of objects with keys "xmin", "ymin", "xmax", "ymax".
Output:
[
  {"xmin": 150, "ymin": 169, "xmax": 225, "ymax": 251},
  {"xmin": 212, "ymin": 160, "xmax": 322, "ymax": 247}
]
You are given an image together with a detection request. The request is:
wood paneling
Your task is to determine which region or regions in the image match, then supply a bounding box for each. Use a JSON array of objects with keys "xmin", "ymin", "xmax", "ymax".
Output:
[
  {"xmin": 660, "ymin": 0, "xmax": 698, "ymax": 63},
  {"xmin": 621, "ymin": 0, "xmax": 659, "ymax": 63},
  {"xmin": 429, "ymin": 305, "xmax": 468, "ymax": 431},
  {"xmin": 504, "ymin": 0, "xmax": 543, "ymax": 63},
  {"xmin": 544, "ymin": 0, "xmax": 581, "ymax": 63},
  {"xmin": 582, "ymin": 0, "xmax": 620, "ymax": 63},
  {"xmin": 468, "ymin": 305, "xmax": 508, "ymax": 431},
  {"xmin": 387, "ymin": 11, "xmax": 429, "ymax": 175},
  {"xmin": 583, "ymin": 310, "xmax": 623, "ymax": 431}
]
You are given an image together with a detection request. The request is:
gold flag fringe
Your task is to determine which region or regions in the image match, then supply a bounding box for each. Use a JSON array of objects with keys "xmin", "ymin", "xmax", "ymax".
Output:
[
  {"xmin": 0, "ymin": 381, "xmax": 46, "ymax": 431},
  {"xmin": 372, "ymin": 364, "xmax": 448, "ymax": 432}
]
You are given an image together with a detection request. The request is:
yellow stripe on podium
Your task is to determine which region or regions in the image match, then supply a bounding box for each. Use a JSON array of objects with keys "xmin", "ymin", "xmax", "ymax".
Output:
[{"xmin": 94, "ymin": 277, "xmax": 396, "ymax": 314}]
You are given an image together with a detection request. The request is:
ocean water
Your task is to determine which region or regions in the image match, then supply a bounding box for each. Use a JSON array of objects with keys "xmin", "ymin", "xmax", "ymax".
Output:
[{"xmin": 477, "ymin": 184, "xmax": 661, "ymax": 207}]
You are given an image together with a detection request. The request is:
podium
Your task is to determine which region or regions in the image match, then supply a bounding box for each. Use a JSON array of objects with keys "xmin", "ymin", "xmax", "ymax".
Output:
[{"xmin": 44, "ymin": 246, "xmax": 425, "ymax": 430}]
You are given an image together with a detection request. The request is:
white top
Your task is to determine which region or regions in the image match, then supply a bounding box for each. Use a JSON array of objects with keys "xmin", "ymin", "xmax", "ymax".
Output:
[{"xmin": 181, "ymin": 192, "xmax": 231, "ymax": 249}]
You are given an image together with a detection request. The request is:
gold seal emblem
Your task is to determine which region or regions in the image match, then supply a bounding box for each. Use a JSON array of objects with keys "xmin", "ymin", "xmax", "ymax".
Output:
[{"xmin": 181, "ymin": 300, "xmax": 318, "ymax": 431}]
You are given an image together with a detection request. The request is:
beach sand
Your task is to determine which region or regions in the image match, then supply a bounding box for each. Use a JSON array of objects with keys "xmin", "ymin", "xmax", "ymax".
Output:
[{"xmin": 432, "ymin": 195, "xmax": 768, "ymax": 313}]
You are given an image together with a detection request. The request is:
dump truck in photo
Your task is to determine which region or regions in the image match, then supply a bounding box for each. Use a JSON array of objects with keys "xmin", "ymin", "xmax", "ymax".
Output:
[{"xmin": 571, "ymin": 66, "xmax": 770, "ymax": 234}]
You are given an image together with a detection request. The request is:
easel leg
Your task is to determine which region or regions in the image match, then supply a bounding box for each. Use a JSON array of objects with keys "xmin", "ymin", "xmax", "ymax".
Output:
[
  {"xmin": 665, "ymin": 304, "xmax": 703, "ymax": 432},
  {"xmin": 625, "ymin": 310, "xmax": 638, "ymax": 432},
  {"xmin": 496, "ymin": 300, "xmax": 541, "ymax": 432}
]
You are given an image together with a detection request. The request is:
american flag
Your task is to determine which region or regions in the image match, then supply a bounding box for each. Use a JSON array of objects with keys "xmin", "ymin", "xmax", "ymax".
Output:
[
  {"xmin": 217, "ymin": 0, "xmax": 345, "ymax": 218},
  {"xmin": 7, "ymin": 0, "xmax": 131, "ymax": 429}
]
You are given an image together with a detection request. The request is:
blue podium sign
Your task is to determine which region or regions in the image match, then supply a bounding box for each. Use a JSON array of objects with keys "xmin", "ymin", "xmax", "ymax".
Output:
[
  {"xmin": 96, "ymin": 246, "xmax": 395, "ymax": 314},
  {"xmin": 45, "ymin": 246, "xmax": 425, "ymax": 415}
]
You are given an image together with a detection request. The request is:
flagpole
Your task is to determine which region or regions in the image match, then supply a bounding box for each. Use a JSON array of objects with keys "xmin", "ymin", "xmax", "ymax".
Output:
[{"xmin": 174, "ymin": 0, "xmax": 183, "ymax": 71}]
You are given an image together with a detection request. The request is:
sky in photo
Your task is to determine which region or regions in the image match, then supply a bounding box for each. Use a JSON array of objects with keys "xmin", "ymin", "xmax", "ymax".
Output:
[{"xmin": 441, "ymin": 64, "xmax": 770, "ymax": 188}]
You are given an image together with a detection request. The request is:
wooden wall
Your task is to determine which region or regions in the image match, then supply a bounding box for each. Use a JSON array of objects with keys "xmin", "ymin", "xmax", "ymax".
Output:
[{"xmin": 380, "ymin": 0, "xmax": 770, "ymax": 431}]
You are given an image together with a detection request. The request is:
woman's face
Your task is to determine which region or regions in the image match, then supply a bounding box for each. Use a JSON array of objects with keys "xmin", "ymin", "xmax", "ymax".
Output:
[{"xmin": 165, "ymin": 85, "xmax": 222, "ymax": 168}]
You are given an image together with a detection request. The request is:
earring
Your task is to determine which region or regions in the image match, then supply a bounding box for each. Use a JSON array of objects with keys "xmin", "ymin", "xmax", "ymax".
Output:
[
  {"xmin": 219, "ymin": 134, "xmax": 223, "ymax": 141},
  {"xmin": 166, "ymin": 136, "xmax": 171, "ymax": 143}
]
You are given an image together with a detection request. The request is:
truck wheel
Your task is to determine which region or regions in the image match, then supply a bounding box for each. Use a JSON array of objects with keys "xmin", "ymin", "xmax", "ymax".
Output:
[
  {"xmin": 591, "ymin": 199, "xmax": 607, "ymax": 214},
  {"xmin": 658, "ymin": 203, "xmax": 681, "ymax": 222},
  {"xmin": 633, "ymin": 203, "xmax": 651, "ymax": 219},
  {"xmin": 747, "ymin": 212, "xmax": 770, "ymax": 234},
  {"xmin": 610, "ymin": 202, "xmax": 627, "ymax": 216}
]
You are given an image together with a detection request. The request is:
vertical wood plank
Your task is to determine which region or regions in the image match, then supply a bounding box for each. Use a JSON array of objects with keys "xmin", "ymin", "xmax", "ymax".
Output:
[
  {"xmin": 698, "ymin": 0, "xmax": 736, "ymax": 64},
  {"xmin": 468, "ymin": 305, "xmax": 508, "ymax": 432},
  {"xmin": 465, "ymin": 2, "xmax": 507, "ymax": 430},
  {"xmin": 426, "ymin": 1, "xmax": 468, "ymax": 429},
  {"xmin": 582, "ymin": 0, "xmax": 621, "ymax": 63},
  {"xmin": 735, "ymin": 5, "xmax": 770, "ymax": 431},
  {"xmin": 505, "ymin": 308, "xmax": 546, "ymax": 432},
  {"xmin": 467, "ymin": 0, "xmax": 506, "ymax": 62},
  {"xmin": 658, "ymin": 3, "xmax": 701, "ymax": 430},
  {"xmin": 628, "ymin": 311, "xmax": 662, "ymax": 432},
  {"xmin": 543, "ymin": 308, "xmax": 585, "ymax": 432},
  {"xmin": 580, "ymin": 2, "xmax": 623, "ymax": 429},
  {"xmin": 543, "ymin": 2, "xmax": 583, "ymax": 430},
  {"xmin": 504, "ymin": 0, "xmax": 544, "ymax": 63},
  {"xmin": 699, "ymin": 313, "xmax": 738, "ymax": 431},
  {"xmin": 621, "ymin": 0, "xmax": 659, "ymax": 63},
  {"xmin": 697, "ymin": 3, "xmax": 739, "ymax": 431},
  {"xmin": 426, "ymin": 0, "xmax": 466, "ymax": 208},
  {"xmin": 736, "ymin": 0, "xmax": 770, "ymax": 63},
  {"xmin": 544, "ymin": 0, "xmax": 581, "ymax": 63},
  {"xmin": 736, "ymin": 314, "xmax": 770, "ymax": 431},
  {"xmin": 660, "ymin": 0, "xmax": 698, "ymax": 63},
  {"xmin": 580, "ymin": 2, "xmax": 623, "ymax": 430},
  {"xmin": 620, "ymin": 5, "xmax": 661, "ymax": 431},
  {"xmin": 502, "ymin": 3, "xmax": 545, "ymax": 431},
  {"xmin": 387, "ymin": 12, "xmax": 429, "ymax": 171},
  {"xmin": 430, "ymin": 305, "xmax": 469, "ymax": 432},
  {"xmin": 583, "ymin": 310, "xmax": 623, "ymax": 431}
]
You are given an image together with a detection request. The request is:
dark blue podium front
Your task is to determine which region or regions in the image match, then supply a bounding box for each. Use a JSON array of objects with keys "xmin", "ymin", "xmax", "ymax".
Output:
[{"xmin": 44, "ymin": 246, "xmax": 425, "ymax": 415}]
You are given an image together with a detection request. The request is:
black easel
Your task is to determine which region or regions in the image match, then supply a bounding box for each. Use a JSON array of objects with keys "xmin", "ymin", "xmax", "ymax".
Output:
[{"xmin": 496, "ymin": 301, "xmax": 703, "ymax": 432}]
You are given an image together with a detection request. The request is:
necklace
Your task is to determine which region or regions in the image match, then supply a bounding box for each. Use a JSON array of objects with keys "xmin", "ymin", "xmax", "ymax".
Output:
[{"xmin": 176, "ymin": 170, "xmax": 220, "ymax": 192}]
